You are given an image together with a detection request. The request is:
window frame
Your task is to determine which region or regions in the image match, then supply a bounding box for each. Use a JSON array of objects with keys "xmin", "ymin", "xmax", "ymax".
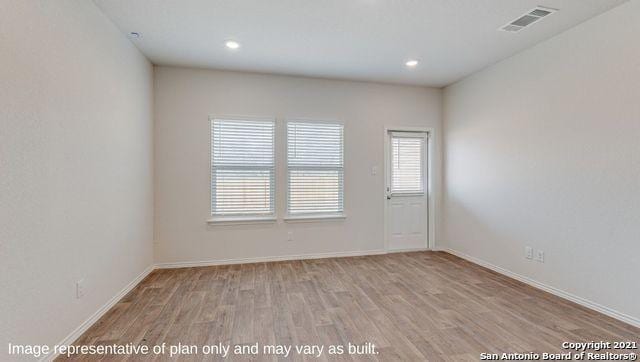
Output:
[
  {"xmin": 285, "ymin": 119, "xmax": 345, "ymax": 220},
  {"xmin": 389, "ymin": 131, "xmax": 427, "ymax": 196},
  {"xmin": 208, "ymin": 115, "xmax": 277, "ymax": 223}
]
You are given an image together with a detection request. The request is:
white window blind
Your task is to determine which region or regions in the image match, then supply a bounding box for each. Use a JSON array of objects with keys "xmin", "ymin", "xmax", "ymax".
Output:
[
  {"xmin": 287, "ymin": 121, "xmax": 344, "ymax": 215},
  {"xmin": 391, "ymin": 133, "xmax": 425, "ymax": 194},
  {"xmin": 211, "ymin": 118, "xmax": 275, "ymax": 217}
]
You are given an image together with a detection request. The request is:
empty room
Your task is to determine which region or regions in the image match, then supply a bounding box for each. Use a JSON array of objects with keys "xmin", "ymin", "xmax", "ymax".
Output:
[{"xmin": 2, "ymin": 0, "xmax": 639, "ymax": 361}]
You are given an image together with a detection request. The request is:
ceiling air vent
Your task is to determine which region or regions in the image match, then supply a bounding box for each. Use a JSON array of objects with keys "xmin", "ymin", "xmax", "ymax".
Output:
[{"xmin": 500, "ymin": 6, "xmax": 557, "ymax": 33}]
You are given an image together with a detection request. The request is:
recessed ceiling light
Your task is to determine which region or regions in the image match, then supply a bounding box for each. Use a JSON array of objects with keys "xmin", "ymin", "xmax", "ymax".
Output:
[
  {"xmin": 225, "ymin": 40, "xmax": 240, "ymax": 49},
  {"xmin": 129, "ymin": 32, "xmax": 141, "ymax": 39},
  {"xmin": 405, "ymin": 60, "xmax": 419, "ymax": 67}
]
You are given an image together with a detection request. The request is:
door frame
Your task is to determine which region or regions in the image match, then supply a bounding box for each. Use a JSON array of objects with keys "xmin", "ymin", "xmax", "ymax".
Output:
[{"xmin": 383, "ymin": 126, "xmax": 435, "ymax": 252}]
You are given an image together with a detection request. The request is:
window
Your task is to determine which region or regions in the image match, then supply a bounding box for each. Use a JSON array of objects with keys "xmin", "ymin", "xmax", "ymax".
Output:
[
  {"xmin": 390, "ymin": 132, "xmax": 425, "ymax": 194},
  {"xmin": 211, "ymin": 118, "xmax": 275, "ymax": 218},
  {"xmin": 287, "ymin": 121, "xmax": 344, "ymax": 216}
]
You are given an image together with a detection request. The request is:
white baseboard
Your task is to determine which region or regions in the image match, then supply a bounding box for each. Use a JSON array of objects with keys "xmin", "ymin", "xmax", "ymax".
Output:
[
  {"xmin": 155, "ymin": 249, "xmax": 388, "ymax": 269},
  {"xmin": 42, "ymin": 264, "xmax": 155, "ymax": 362},
  {"xmin": 386, "ymin": 247, "xmax": 430, "ymax": 254},
  {"xmin": 444, "ymin": 248, "xmax": 640, "ymax": 329}
]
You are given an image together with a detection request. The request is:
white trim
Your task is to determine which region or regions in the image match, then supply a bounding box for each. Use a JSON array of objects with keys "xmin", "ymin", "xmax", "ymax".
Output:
[
  {"xmin": 42, "ymin": 265, "xmax": 155, "ymax": 362},
  {"xmin": 385, "ymin": 126, "xmax": 432, "ymax": 133},
  {"xmin": 391, "ymin": 192, "xmax": 425, "ymax": 197},
  {"xmin": 383, "ymin": 126, "xmax": 435, "ymax": 251},
  {"xmin": 155, "ymin": 249, "xmax": 386, "ymax": 269},
  {"xmin": 389, "ymin": 132, "xmax": 426, "ymax": 194},
  {"xmin": 209, "ymin": 115, "xmax": 277, "ymax": 218},
  {"xmin": 444, "ymin": 248, "xmax": 640, "ymax": 328},
  {"xmin": 389, "ymin": 130, "xmax": 427, "ymax": 138},
  {"xmin": 284, "ymin": 119, "xmax": 345, "ymax": 217},
  {"xmin": 385, "ymin": 247, "xmax": 430, "ymax": 254}
]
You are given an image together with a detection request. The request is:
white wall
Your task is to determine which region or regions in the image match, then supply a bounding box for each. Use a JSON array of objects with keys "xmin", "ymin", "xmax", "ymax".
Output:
[
  {"xmin": 0, "ymin": 1, "xmax": 154, "ymax": 358},
  {"xmin": 154, "ymin": 67, "xmax": 442, "ymax": 264},
  {"xmin": 443, "ymin": 0, "xmax": 640, "ymax": 324}
]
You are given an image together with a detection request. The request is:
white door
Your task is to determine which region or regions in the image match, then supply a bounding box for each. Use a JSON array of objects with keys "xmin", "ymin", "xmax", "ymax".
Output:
[{"xmin": 385, "ymin": 131, "xmax": 428, "ymax": 251}]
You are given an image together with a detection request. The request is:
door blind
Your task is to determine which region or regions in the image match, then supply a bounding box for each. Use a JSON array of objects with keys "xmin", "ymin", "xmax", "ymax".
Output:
[
  {"xmin": 211, "ymin": 118, "xmax": 275, "ymax": 216},
  {"xmin": 287, "ymin": 121, "xmax": 344, "ymax": 215},
  {"xmin": 391, "ymin": 133, "xmax": 425, "ymax": 194}
]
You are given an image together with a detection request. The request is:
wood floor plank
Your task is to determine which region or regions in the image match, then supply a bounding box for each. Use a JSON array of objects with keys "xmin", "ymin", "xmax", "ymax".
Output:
[{"xmin": 58, "ymin": 251, "xmax": 639, "ymax": 361}]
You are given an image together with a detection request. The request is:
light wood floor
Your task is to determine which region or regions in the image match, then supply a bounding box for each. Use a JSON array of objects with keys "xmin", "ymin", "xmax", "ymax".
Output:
[{"xmin": 62, "ymin": 251, "xmax": 639, "ymax": 361}]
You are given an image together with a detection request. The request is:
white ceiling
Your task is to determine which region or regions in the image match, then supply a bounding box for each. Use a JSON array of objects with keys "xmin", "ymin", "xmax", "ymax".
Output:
[{"xmin": 94, "ymin": 0, "xmax": 627, "ymax": 87}]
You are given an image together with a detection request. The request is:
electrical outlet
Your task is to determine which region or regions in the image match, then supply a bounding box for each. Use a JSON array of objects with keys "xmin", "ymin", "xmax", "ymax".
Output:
[
  {"xmin": 525, "ymin": 246, "xmax": 533, "ymax": 260},
  {"xmin": 287, "ymin": 231, "xmax": 293, "ymax": 242},
  {"xmin": 371, "ymin": 166, "xmax": 378, "ymax": 176},
  {"xmin": 535, "ymin": 250, "xmax": 544, "ymax": 263},
  {"xmin": 76, "ymin": 279, "xmax": 85, "ymax": 299}
]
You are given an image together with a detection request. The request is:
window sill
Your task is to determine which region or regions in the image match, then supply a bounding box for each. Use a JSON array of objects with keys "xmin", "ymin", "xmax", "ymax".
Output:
[
  {"xmin": 207, "ymin": 216, "xmax": 277, "ymax": 226},
  {"xmin": 284, "ymin": 214, "xmax": 346, "ymax": 223}
]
